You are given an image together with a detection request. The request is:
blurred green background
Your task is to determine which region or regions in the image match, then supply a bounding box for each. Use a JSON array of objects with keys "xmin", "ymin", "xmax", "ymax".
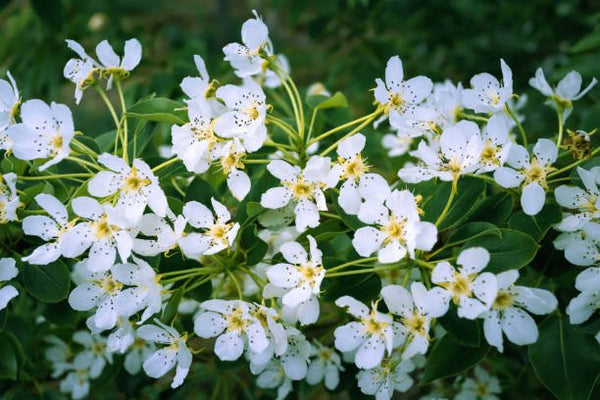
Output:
[
  {"xmin": 1, "ymin": 0, "xmax": 600, "ymax": 135},
  {"xmin": 1, "ymin": 0, "xmax": 600, "ymax": 398}
]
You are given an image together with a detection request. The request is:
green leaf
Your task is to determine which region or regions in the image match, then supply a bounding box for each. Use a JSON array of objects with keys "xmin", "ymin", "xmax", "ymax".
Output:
[
  {"xmin": 127, "ymin": 98, "xmax": 187, "ymax": 125},
  {"xmin": 162, "ymin": 288, "xmax": 184, "ymax": 324},
  {"xmin": 0, "ymin": 334, "xmax": 18, "ymax": 380},
  {"xmin": 419, "ymin": 177, "xmax": 486, "ymax": 230},
  {"xmin": 185, "ymin": 176, "xmax": 217, "ymax": 204},
  {"xmin": 571, "ymin": 30, "xmax": 600, "ymax": 53},
  {"xmin": 444, "ymin": 222, "xmax": 501, "ymax": 249},
  {"xmin": 421, "ymin": 335, "xmax": 490, "ymax": 384},
  {"xmin": 246, "ymin": 202, "xmax": 264, "ymax": 220},
  {"xmin": 437, "ymin": 307, "xmax": 481, "ymax": 347},
  {"xmin": 23, "ymin": 260, "xmax": 70, "ymax": 303},
  {"xmin": 468, "ymin": 192, "xmax": 514, "ymax": 225},
  {"xmin": 306, "ymin": 92, "xmax": 348, "ymax": 109},
  {"xmin": 31, "ymin": 0, "xmax": 63, "ymax": 30},
  {"xmin": 463, "ymin": 229, "xmax": 539, "ymax": 273},
  {"xmin": 529, "ymin": 315, "xmax": 600, "ymax": 400},
  {"xmin": 508, "ymin": 203, "xmax": 563, "ymax": 241},
  {"xmin": 240, "ymin": 224, "xmax": 269, "ymax": 266},
  {"xmin": 322, "ymin": 272, "xmax": 381, "ymax": 304}
]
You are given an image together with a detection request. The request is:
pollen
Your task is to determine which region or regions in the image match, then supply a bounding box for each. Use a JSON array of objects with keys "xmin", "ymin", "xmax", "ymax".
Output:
[
  {"xmin": 123, "ymin": 167, "xmax": 150, "ymax": 193},
  {"xmin": 386, "ymin": 92, "xmax": 405, "ymax": 113},
  {"xmin": 297, "ymin": 262, "xmax": 324, "ymax": 288},
  {"xmin": 285, "ymin": 176, "xmax": 315, "ymax": 201},
  {"xmin": 440, "ymin": 272, "xmax": 473, "ymax": 303},
  {"xmin": 524, "ymin": 157, "xmax": 548, "ymax": 188},
  {"xmin": 361, "ymin": 311, "xmax": 389, "ymax": 336},
  {"xmin": 340, "ymin": 155, "xmax": 369, "ymax": 180},
  {"xmin": 244, "ymin": 103, "xmax": 260, "ymax": 120},
  {"xmin": 207, "ymin": 222, "xmax": 233, "ymax": 245},
  {"xmin": 99, "ymin": 276, "xmax": 123, "ymax": 294},
  {"xmin": 480, "ymin": 140, "xmax": 499, "ymax": 164},
  {"xmin": 92, "ymin": 216, "xmax": 115, "ymax": 239},
  {"xmin": 226, "ymin": 307, "xmax": 249, "ymax": 332},
  {"xmin": 50, "ymin": 135, "xmax": 63, "ymax": 152},
  {"xmin": 381, "ymin": 215, "xmax": 407, "ymax": 244},
  {"xmin": 402, "ymin": 312, "xmax": 428, "ymax": 337},
  {"xmin": 492, "ymin": 290, "xmax": 514, "ymax": 310}
]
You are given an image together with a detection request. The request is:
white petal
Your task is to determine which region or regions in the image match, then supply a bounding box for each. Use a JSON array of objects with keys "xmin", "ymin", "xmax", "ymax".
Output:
[
  {"xmin": 96, "ymin": 40, "xmax": 120, "ymax": 67},
  {"xmin": 35, "ymin": 194, "xmax": 68, "ymax": 225},
  {"xmin": 493, "ymin": 167, "xmax": 524, "ymax": 188},
  {"xmin": 533, "ymin": 138, "xmax": 558, "ymax": 165},
  {"xmin": 143, "ymin": 349, "xmax": 177, "ymax": 378},
  {"xmin": 575, "ymin": 267, "xmax": 600, "ymax": 291},
  {"xmin": 352, "ymin": 227, "xmax": 384, "ymax": 257},
  {"xmin": 22, "ymin": 216, "xmax": 58, "ymax": 241},
  {"xmin": 72, "ymin": 197, "xmax": 104, "ymax": 220},
  {"xmin": 355, "ymin": 336, "xmax": 386, "ymax": 369},
  {"xmin": 378, "ymin": 240, "xmax": 406, "ymax": 264},
  {"xmin": 266, "ymin": 263, "xmax": 300, "ymax": 288},
  {"xmin": 182, "ymin": 201, "xmax": 214, "ymax": 228},
  {"xmin": 425, "ymin": 287, "xmax": 451, "ymax": 317},
  {"xmin": 513, "ymin": 286, "xmax": 557, "ymax": 315},
  {"xmin": 483, "ymin": 311, "xmax": 504, "ymax": 352},
  {"xmin": 228, "ymin": 168, "xmax": 251, "ymax": 201},
  {"xmin": 501, "ymin": 307, "xmax": 538, "ymax": 345},
  {"xmin": 294, "ymin": 200, "xmax": 320, "ymax": 231},
  {"xmin": 261, "ymin": 187, "xmax": 292, "ymax": 209},
  {"xmin": 457, "ymin": 297, "xmax": 488, "ymax": 319},
  {"xmin": 472, "ymin": 272, "xmax": 498, "ymax": 306},
  {"xmin": 267, "ymin": 160, "xmax": 299, "ymax": 181},
  {"xmin": 335, "ymin": 296, "xmax": 369, "ymax": 318},
  {"xmin": 121, "ymin": 39, "xmax": 142, "ymax": 71},
  {"xmin": 214, "ymin": 331, "xmax": 244, "ymax": 361},
  {"xmin": 431, "ymin": 261, "xmax": 456, "ymax": 284},
  {"xmin": 521, "ymin": 183, "xmax": 545, "ymax": 216},
  {"xmin": 556, "ymin": 71, "xmax": 582, "ymax": 99},
  {"xmin": 337, "ymin": 133, "xmax": 365, "ymax": 159},
  {"xmin": 457, "ymin": 247, "xmax": 491, "ymax": 274},
  {"xmin": 68, "ymin": 282, "xmax": 102, "ymax": 311},
  {"xmin": 381, "ymin": 285, "xmax": 413, "ymax": 318}
]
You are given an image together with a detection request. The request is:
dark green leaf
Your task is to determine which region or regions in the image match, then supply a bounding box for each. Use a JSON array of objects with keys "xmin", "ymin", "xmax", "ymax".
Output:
[
  {"xmin": 0, "ymin": 334, "xmax": 18, "ymax": 380},
  {"xmin": 421, "ymin": 335, "xmax": 490, "ymax": 383},
  {"xmin": 468, "ymin": 192, "xmax": 514, "ymax": 225},
  {"xmin": 31, "ymin": 0, "xmax": 63, "ymax": 30},
  {"xmin": 322, "ymin": 272, "xmax": 380, "ymax": 304},
  {"xmin": 437, "ymin": 307, "xmax": 481, "ymax": 347},
  {"xmin": 529, "ymin": 315, "xmax": 600, "ymax": 400},
  {"xmin": 246, "ymin": 202, "xmax": 264, "ymax": 220},
  {"xmin": 23, "ymin": 260, "xmax": 70, "ymax": 303},
  {"xmin": 127, "ymin": 98, "xmax": 187, "ymax": 125},
  {"xmin": 508, "ymin": 203, "xmax": 562, "ymax": 241},
  {"xmin": 162, "ymin": 288, "xmax": 184, "ymax": 324},
  {"xmin": 463, "ymin": 229, "xmax": 539, "ymax": 273},
  {"xmin": 444, "ymin": 222, "xmax": 501, "ymax": 249},
  {"xmin": 185, "ymin": 176, "xmax": 217, "ymax": 204}
]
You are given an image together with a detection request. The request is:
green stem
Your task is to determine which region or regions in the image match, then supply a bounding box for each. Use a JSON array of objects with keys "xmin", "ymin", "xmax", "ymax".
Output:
[
  {"xmin": 547, "ymin": 147, "xmax": 600, "ymax": 178},
  {"xmin": 457, "ymin": 112, "xmax": 489, "ymax": 123},
  {"xmin": 414, "ymin": 258, "xmax": 436, "ymax": 270},
  {"xmin": 309, "ymin": 109, "xmax": 380, "ymax": 146},
  {"xmin": 435, "ymin": 179, "xmax": 458, "ymax": 227},
  {"xmin": 152, "ymin": 157, "xmax": 179, "ymax": 173},
  {"xmin": 226, "ymin": 269, "xmax": 243, "ymax": 299},
  {"xmin": 244, "ymin": 159, "xmax": 271, "ymax": 164},
  {"xmin": 72, "ymin": 139, "xmax": 99, "ymax": 158},
  {"xmin": 504, "ymin": 104, "xmax": 527, "ymax": 147},
  {"xmin": 267, "ymin": 115, "xmax": 298, "ymax": 139},
  {"xmin": 94, "ymin": 85, "xmax": 120, "ymax": 129},
  {"xmin": 326, "ymin": 256, "xmax": 378, "ymax": 274},
  {"xmin": 115, "ymin": 80, "xmax": 129, "ymax": 164},
  {"xmin": 66, "ymin": 156, "xmax": 102, "ymax": 171},
  {"xmin": 19, "ymin": 173, "xmax": 92, "ymax": 181},
  {"xmin": 556, "ymin": 109, "xmax": 564, "ymax": 147},
  {"xmin": 326, "ymin": 264, "xmax": 402, "ymax": 278},
  {"xmin": 319, "ymin": 110, "xmax": 383, "ymax": 157},
  {"xmin": 271, "ymin": 62, "xmax": 305, "ymax": 138}
]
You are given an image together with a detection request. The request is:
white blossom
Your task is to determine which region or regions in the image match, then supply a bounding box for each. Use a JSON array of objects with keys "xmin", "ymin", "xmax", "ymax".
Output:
[
  {"xmin": 353, "ymin": 190, "xmax": 437, "ymax": 264},
  {"xmin": 356, "ymin": 356, "xmax": 415, "ymax": 400},
  {"xmin": 427, "ymin": 247, "xmax": 498, "ymax": 319},
  {"xmin": 554, "ymin": 167, "xmax": 600, "ymax": 232},
  {"xmin": 529, "ymin": 68, "xmax": 597, "ymax": 121},
  {"xmin": 95, "ymin": 38, "xmax": 142, "ymax": 89},
  {"xmin": 138, "ymin": 320, "xmax": 192, "ymax": 388},
  {"xmin": 306, "ymin": 340, "xmax": 344, "ymax": 390},
  {"xmin": 7, "ymin": 99, "xmax": 74, "ymax": 170},
  {"xmin": 64, "ymin": 40, "xmax": 100, "ymax": 104},
  {"xmin": 481, "ymin": 269, "xmax": 557, "ymax": 352},
  {"xmin": 88, "ymin": 153, "xmax": 168, "ymax": 224},
  {"xmin": 0, "ymin": 71, "xmax": 20, "ymax": 149},
  {"xmin": 455, "ymin": 366, "xmax": 501, "ymax": 400},
  {"xmin": 493, "ymin": 139, "xmax": 558, "ymax": 216},
  {"xmin": 0, "ymin": 173, "xmax": 19, "ymax": 224},
  {"xmin": 477, "ymin": 114, "xmax": 513, "ymax": 173},
  {"xmin": 0, "ymin": 257, "xmax": 18, "ymax": 311},
  {"xmin": 463, "ymin": 59, "xmax": 513, "ymax": 114},
  {"xmin": 566, "ymin": 267, "xmax": 600, "ymax": 326}
]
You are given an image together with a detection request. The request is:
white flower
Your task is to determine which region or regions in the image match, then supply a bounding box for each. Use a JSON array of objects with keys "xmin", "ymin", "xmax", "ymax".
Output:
[
  {"xmin": 0, "ymin": 258, "xmax": 18, "ymax": 311},
  {"xmin": 374, "ymin": 56, "xmax": 433, "ymax": 121},
  {"xmin": 306, "ymin": 340, "xmax": 344, "ymax": 390},
  {"xmin": 22, "ymin": 193, "xmax": 71, "ymax": 265},
  {"xmin": 254, "ymin": 359, "xmax": 294, "ymax": 400},
  {"xmin": 215, "ymin": 138, "xmax": 252, "ymax": 200},
  {"xmin": 261, "ymin": 156, "xmax": 336, "ymax": 232},
  {"xmin": 68, "ymin": 261, "xmax": 126, "ymax": 330},
  {"xmin": 0, "ymin": 71, "xmax": 20, "ymax": 149},
  {"xmin": 214, "ymin": 80, "xmax": 267, "ymax": 152},
  {"xmin": 271, "ymin": 329, "xmax": 311, "ymax": 381},
  {"xmin": 382, "ymin": 130, "xmax": 415, "ymax": 157},
  {"xmin": 132, "ymin": 213, "xmax": 186, "ymax": 257},
  {"xmin": 397, "ymin": 120, "xmax": 482, "ymax": 183},
  {"xmin": 554, "ymin": 223, "xmax": 600, "ymax": 266},
  {"xmin": 61, "ymin": 197, "xmax": 133, "ymax": 272},
  {"xmin": 179, "ymin": 198, "xmax": 240, "ymax": 256},
  {"xmin": 356, "ymin": 356, "xmax": 415, "ymax": 400},
  {"xmin": 381, "ymin": 283, "xmax": 432, "ymax": 359},
  {"xmin": 138, "ymin": 320, "xmax": 192, "ymax": 388},
  {"xmin": 88, "ymin": 153, "xmax": 168, "ymax": 224},
  {"xmin": 193, "ymin": 299, "xmax": 269, "ymax": 361},
  {"xmin": 264, "ymin": 235, "xmax": 325, "ymax": 325},
  {"xmin": 477, "ymin": 114, "xmax": 513, "ymax": 173},
  {"xmin": 59, "ymin": 367, "xmax": 90, "ymax": 399},
  {"xmin": 455, "ymin": 366, "xmax": 501, "ymax": 400},
  {"xmin": 95, "ymin": 38, "xmax": 142, "ymax": 89},
  {"xmin": 353, "ymin": 190, "xmax": 437, "ymax": 264},
  {"xmin": 0, "ymin": 173, "xmax": 19, "ymax": 223},
  {"xmin": 171, "ymin": 98, "xmax": 219, "ymax": 174},
  {"xmin": 330, "ymin": 133, "xmax": 391, "ymax": 215},
  {"xmin": 481, "ymin": 269, "xmax": 557, "ymax": 352},
  {"xmin": 6, "ymin": 99, "xmax": 74, "ymax": 170},
  {"xmin": 463, "ymin": 59, "xmax": 513, "ymax": 114},
  {"xmin": 493, "ymin": 139, "xmax": 558, "ymax": 216},
  {"xmin": 124, "ymin": 330, "xmax": 156, "ymax": 375},
  {"xmin": 426, "ymin": 79, "xmax": 464, "ymax": 128},
  {"xmin": 555, "ymin": 167, "xmax": 600, "ymax": 232},
  {"xmin": 180, "ymin": 54, "xmax": 211, "ymax": 100},
  {"xmin": 529, "ymin": 68, "xmax": 597, "ymax": 121},
  {"xmin": 427, "ymin": 247, "xmax": 498, "ymax": 319},
  {"xmin": 245, "ymin": 303, "xmax": 288, "ymax": 370},
  {"xmin": 334, "ymin": 296, "xmax": 402, "ymax": 369},
  {"xmin": 64, "ymin": 40, "xmax": 100, "ymax": 104},
  {"xmin": 106, "ymin": 320, "xmax": 135, "ymax": 354},
  {"xmin": 223, "ymin": 10, "xmax": 273, "ymax": 78},
  {"xmin": 566, "ymin": 267, "xmax": 600, "ymax": 325},
  {"xmin": 72, "ymin": 330, "xmax": 113, "ymax": 378},
  {"xmin": 111, "ymin": 257, "xmax": 163, "ymax": 324}
]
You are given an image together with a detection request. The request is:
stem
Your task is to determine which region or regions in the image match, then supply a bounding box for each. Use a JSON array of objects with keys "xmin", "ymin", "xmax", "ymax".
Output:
[
  {"xmin": 271, "ymin": 62, "xmax": 305, "ymax": 138},
  {"xmin": 326, "ymin": 264, "xmax": 402, "ymax": 278},
  {"xmin": 435, "ymin": 179, "xmax": 458, "ymax": 227},
  {"xmin": 116, "ymin": 80, "xmax": 129, "ymax": 164},
  {"xmin": 319, "ymin": 109, "xmax": 383, "ymax": 157},
  {"xmin": 547, "ymin": 146, "xmax": 600, "ymax": 178},
  {"xmin": 309, "ymin": 109, "xmax": 380, "ymax": 146},
  {"xmin": 505, "ymin": 103, "xmax": 527, "ymax": 147},
  {"xmin": 19, "ymin": 173, "xmax": 92, "ymax": 181},
  {"xmin": 556, "ymin": 110, "xmax": 564, "ymax": 147},
  {"xmin": 72, "ymin": 139, "xmax": 99, "ymax": 158},
  {"xmin": 319, "ymin": 211, "xmax": 342, "ymax": 220},
  {"xmin": 94, "ymin": 85, "xmax": 120, "ymax": 129},
  {"xmin": 66, "ymin": 156, "xmax": 102, "ymax": 171},
  {"xmin": 267, "ymin": 115, "xmax": 298, "ymax": 139},
  {"xmin": 152, "ymin": 157, "xmax": 179, "ymax": 173},
  {"xmin": 226, "ymin": 269, "xmax": 243, "ymax": 299},
  {"xmin": 413, "ymin": 258, "xmax": 436, "ymax": 270},
  {"xmin": 457, "ymin": 112, "xmax": 489, "ymax": 123},
  {"xmin": 244, "ymin": 159, "xmax": 271, "ymax": 164},
  {"xmin": 326, "ymin": 256, "xmax": 378, "ymax": 274}
]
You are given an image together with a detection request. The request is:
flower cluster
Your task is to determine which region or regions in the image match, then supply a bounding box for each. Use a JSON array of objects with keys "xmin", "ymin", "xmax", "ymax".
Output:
[{"xmin": 0, "ymin": 9, "xmax": 599, "ymax": 400}]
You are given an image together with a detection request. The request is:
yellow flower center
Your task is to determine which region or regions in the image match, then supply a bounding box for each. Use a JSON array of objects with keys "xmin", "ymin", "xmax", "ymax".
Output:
[
  {"xmin": 440, "ymin": 272, "xmax": 473, "ymax": 303},
  {"xmin": 318, "ymin": 349, "xmax": 333, "ymax": 362},
  {"xmin": 50, "ymin": 135, "xmax": 63, "ymax": 153},
  {"xmin": 208, "ymin": 222, "xmax": 234, "ymax": 245},
  {"xmin": 361, "ymin": 306, "xmax": 389, "ymax": 336},
  {"xmin": 385, "ymin": 92, "xmax": 405, "ymax": 114},
  {"xmin": 340, "ymin": 155, "xmax": 369, "ymax": 180},
  {"xmin": 103, "ymin": 67, "xmax": 130, "ymax": 80},
  {"xmin": 297, "ymin": 262, "xmax": 324, "ymax": 289},
  {"xmin": 220, "ymin": 151, "xmax": 244, "ymax": 175},
  {"xmin": 99, "ymin": 276, "xmax": 123, "ymax": 294},
  {"xmin": 402, "ymin": 312, "xmax": 428, "ymax": 337},
  {"xmin": 244, "ymin": 103, "xmax": 260, "ymax": 120},
  {"xmin": 381, "ymin": 215, "xmax": 407, "ymax": 244},
  {"xmin": 226, "ymin": 307, "xmax": 249, "ymax": 332},
  {"xmin": 92, "ymin": 216, "xmax": 115, "ymax": 239},
  {"xmin": 480, "ymin": 140, "xmax": 499, "ymax": 165},
  {"xmin": 524, "ymin": 157, "xmax": 550, "ymax": 188},
  {"xmin": 284, "ymin": 176, "xmax": 316, "ymax": 201},
  {"xmin": 492, "ymin": 290, "xmax": 514, "ymax": 310},
  {"xmin": 123, "ymin": 167, "xmax": 150, "ymax": 193}
]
